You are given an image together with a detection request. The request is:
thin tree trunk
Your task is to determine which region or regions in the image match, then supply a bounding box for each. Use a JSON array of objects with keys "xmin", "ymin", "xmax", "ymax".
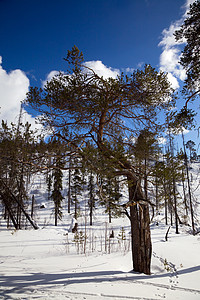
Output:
[
  {"xmin": 155, "ymin": 174, "xmax": 159, "ymax": 212},
  {"xmin": 182, "ymin": 132, "xmax": 195, "ymax": 234},
  {"xmin": 0, "ymin": 180, "xmax": 39, "ymax": 229},
  {"xmin": 164, "ymin": 193, "xmax": 168, "ymax": 226},
  {"xmin": 162, "ymin": 153, "xmax": 168, "ymax": 225},
  {"xmin": 108, "ymin": 201, "xmax": 112, "ymax": 223},
  {"xmin": 181, "ymin": 169, "xmax": 188, "ymax": 215},
  {"xmin": 89, "ymin": 202, "xmax": 93, "ymax": 226},
  {"xmin": 74, "ymin": 194, "xmax": 77, "ymax": 219},
  {"xmin": 144, "ymin": 157, "xmax": 148, "ymax": 202},
  {"xmin": 55, "ymin": 203, "xmax": 58, "ymax": 226},
  {"xmin": 172, "ymin": 177, "xmax": 179, "ymax": 234},
  {"xmin": 89, "ymin": 172, "xmax": 94, "ymax": 226},
  {"xmin": 31, "ymin": 195, "xmax": 35, "ymax": 219},
  {"xmin": 68, "ymin": 160, "xmax": 71, "ymax": 214},
  {"xmin": 169, "ymin": 196, "xmax": 173, "ymax": 226},
  {"xmin": 0, "ymin": 192, "xmax": 18, "ymax": 229}
]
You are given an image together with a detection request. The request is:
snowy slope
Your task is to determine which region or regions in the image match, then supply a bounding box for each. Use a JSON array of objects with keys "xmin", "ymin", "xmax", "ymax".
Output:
[{"xmin": 0, "ymin": 166, "xmax": 200, "ymax": 299}]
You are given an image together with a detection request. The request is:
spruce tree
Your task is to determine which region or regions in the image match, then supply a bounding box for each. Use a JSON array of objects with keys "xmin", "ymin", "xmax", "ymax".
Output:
[
  {"xmin": 88, "ymin": 170, "xmax": 96, "ymax": 226},
  {"xmin": 71, "ymin": 166, "xmax": 84, "ymax": 219},
  {"xmin": 51, "ymin": 151, "xmax": 64, "ymax": 226},
  {"xmin": 0, "ymin": 121, "xmax": 39, "ymax": 229}
]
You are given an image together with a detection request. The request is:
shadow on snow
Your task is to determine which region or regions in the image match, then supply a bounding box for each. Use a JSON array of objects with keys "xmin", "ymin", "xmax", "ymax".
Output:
[{"xmin": 1, "ymin": 265, "xmax": 200, "ymax": 297}]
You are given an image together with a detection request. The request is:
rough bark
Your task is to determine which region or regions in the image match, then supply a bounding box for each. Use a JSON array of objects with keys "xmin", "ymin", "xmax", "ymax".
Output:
[{"xmin": 128, "ymin": 175, "xmax": 152, "ymax": 275}]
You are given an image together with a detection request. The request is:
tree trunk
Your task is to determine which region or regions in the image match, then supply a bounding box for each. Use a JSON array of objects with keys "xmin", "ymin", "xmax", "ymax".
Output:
[
  {"xmin": 0, "ymin": 179, "xmax": 39, "ymax": 229},
  {"xmin": 128, "ymin": 176, "xmax": 152, "ymax": 275},
  {"xmin": 182, "ymin": 132, "xmax": 195, "ymax": 234},
  {"xmin": 181, "ymin": 169, "xmax": 188, "ymax": 215},
  {"xmin": 108, "ymin": 201, "xmax": 112, "ymax": 223},
  {"xmin": 31, "ymin": 195, "xmax": 35, "ymax": 219},
  {"xmin": 173, "ymin": 177, "xmax": 179, "ymax": 234},
  {"xmin": 68, "ymin": 159, "xmax": 71, "ymax": 214},
  {"xmin": 89, "ymin": 203, "xmax": 93, "ymax": 226},
  {"xmin": 0, "ymin": 192, "xmax": 18, "ymax": 229},
  {"xmin": 55, "ymin": 202, "xmax": 58, "ymax": 226},
  {"xmin": 74, "ymin": 194, "xmax": 77, "ymax": 220}
]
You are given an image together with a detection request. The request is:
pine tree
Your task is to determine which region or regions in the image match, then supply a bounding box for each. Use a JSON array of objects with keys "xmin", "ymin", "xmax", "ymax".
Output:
[
  {"xmin": 46, "ymin": 173, "xmax": 52, "ymax": 201},
  {"xmin": 0, "ymin": 120, "xmax": 39, "ymax": 229},
  {"xmin": 99, "ymin": 176, "xmax": 122, "ymax": 223},
  {"xmin": 26, "ymin": 46, "xmax": 176, "ymax": 275},
  {"xmin": 51, "ymin": 147, "xmax": 65, "ymax": 226},
  {"xmin": 88, "ymin": 170, "xmax": 96, "ymax": 226},
  {"xmin": 131, "ymin": 129, "xmax": 160, "ymax": 212},
  {"xmin": 71, "ymin": 166, "xmax": 84, "ymax": 219},
  {"xmin": 175, "ymin": 0, "xmax": 200, "ymax": 98},
  {"xmin": 51, "ymin": 166, "xmax": 64, "ymax": 226},
  {"xmin": 186, "ymin": 140, "xmax": 196, "ymax": 161},
  {"xmin": 182, "ymin": 133, "xmax": 195, "ymax": 234}
]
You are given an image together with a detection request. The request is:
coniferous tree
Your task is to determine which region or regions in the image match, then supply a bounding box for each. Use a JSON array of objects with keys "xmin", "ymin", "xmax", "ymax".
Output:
[
  {"xmin": 186, "ymin": 140, "xmax": 196, "ymax": 161},
  {"xmin": 71, "ymin": 166, "xmax": 84, "ymax": 219},
  {"xmin": 0, "ymin": 120, "xmax": 39, "ymax": 229},
  {"xmin": 99, "ymin": 175, "xmax": 122, "ymax": 223},
  {"xmin": 51, "ymin": 149, "xmax": 65, "ymax": 226},
  {"xmin": 182, "ymin": 133, "xmax": 195, "ymax": 234},
  {"xmin": 88, "ymin": 170, "xmax": 96, "ymax": 226},
  {"xmin": 175, "ymin": 0, "xmax": 200, "ymax": 98},
  {"xmin": 132, "ymin": 129, "xmax": 160, "ymax": 212},
  {"xmin": 46, "ymin": 173, "xmax": 52, "ymax": 201},
  {"xmin": 26, "ymin": 46, "xmax": 176, "ymax": 274},
  {"xmin": 67, "ymin": 153, "xmax": 72, "ymax": 214},
  {"xmin": 152, "ymin": 160, "xmax": 165, "ymax": 215},
  {"xmin": 177, "ymin": 149, "xmax": 188, "ymax": 216}
]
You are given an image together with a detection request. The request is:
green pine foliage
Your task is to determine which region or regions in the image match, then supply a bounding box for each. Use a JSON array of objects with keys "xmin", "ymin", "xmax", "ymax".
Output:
[
  {"xmin": 0, "ymin": 121, "xmax": 39, "ymax": 229},
  {"xmin": 51, "ymin": 147, "xmax": 65, "ymax": 226},
  {"xmin": 175, "ymin": 0, "xmax": 200, "ymax": 96},
  {"xmin": 98, "ymin": 176, "xmax": 122, "ymax": 223},
  {"xmin": 71, "ymin": 166, "xmax": 84, "ymax": 219}
]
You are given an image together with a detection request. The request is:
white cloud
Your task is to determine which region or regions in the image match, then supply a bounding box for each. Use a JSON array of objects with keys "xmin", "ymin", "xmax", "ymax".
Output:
[
  {"xmin": 158, "ymin": 0, "xmax": 195, "ymax": 89},
  {"xmin": 42, "ymin": 70, "xmax": 60, "ymax": 88},
  {"xmin": 123, "ymin": 67, "xmax": 135, "ymax": 73},
  {"xmin": 43, "ymin": 61, "xmax": 120, "ymax": 88},
  {"xmin": 158, "ymin": 22, "xmax": 183, "ymax": 49},
  {"xmin": 166, "ymin": 72, "xmax": 180, "ymax": 90},
  {"xmin": 84, "ymin": 60, "xmax": 120, "ymax": 79},
  {"xmin": 160, "ymin": 48, "xmax": 180, "ymax": 72},
  {"xmin": 184, "ymin": 0, "xmax": 196, "ymax": 15},
  {"xmin": 159, "ymin": 48, "xmax": 186, "ymax": 88},
  {"xmin": 0, "ymin": 56, "xmax": 42, "ymax": 130}
]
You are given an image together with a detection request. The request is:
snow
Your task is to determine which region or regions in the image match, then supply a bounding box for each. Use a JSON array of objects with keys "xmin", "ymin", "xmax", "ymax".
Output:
[
  {"xmin": 1, "ymin": 219, "xmax": 200, "ymax": 299},
  {"xmin": 1, "ymin": 167, "xmax": 200, "ymax": 299}
]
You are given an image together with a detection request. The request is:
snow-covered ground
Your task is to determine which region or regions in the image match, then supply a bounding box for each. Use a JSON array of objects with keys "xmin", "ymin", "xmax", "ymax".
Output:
[{"xmin": 1, "ymin": 165, "xmax": 200, "ymax": 299}]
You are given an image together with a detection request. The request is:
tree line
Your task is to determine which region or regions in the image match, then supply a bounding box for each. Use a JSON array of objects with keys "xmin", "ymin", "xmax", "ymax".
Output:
[{"xmin": 0, "ymin": 110, "xmax": 198, "ymax": 269}]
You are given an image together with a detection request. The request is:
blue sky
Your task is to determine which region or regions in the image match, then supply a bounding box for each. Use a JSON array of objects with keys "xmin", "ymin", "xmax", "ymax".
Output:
[
  {"xmin": 0, "ymin": 0, "xmax": 188, "ymax": 82},
  {"xmin": 0, "ymin": 0, "xmax": 198, "ymax": 147}
]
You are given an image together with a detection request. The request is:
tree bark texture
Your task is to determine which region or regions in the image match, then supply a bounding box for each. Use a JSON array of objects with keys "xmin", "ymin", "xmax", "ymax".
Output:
[{"xmin": 128, "ymin": 176, "xmax": 152, "ymax": 275}]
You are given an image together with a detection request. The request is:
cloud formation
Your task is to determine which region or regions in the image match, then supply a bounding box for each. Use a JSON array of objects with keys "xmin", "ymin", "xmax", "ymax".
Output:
[
  {"xmin": 84, "ymin": 60, "xmax": 120, "ymax": 79},
  {"xmin": 42, "ymin": 60, "xmax": 120, "ymax": 88},
  {"xmin": 0, "ymin": 57, "xmax": 41, "ymax": 130},
  {"xmin": 158, "ymin": 0, "xmax": 195, "ymax": 89},
  {"xmin": 42, "ymin": 70, "xmax": 60, "ymax": 88}
]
